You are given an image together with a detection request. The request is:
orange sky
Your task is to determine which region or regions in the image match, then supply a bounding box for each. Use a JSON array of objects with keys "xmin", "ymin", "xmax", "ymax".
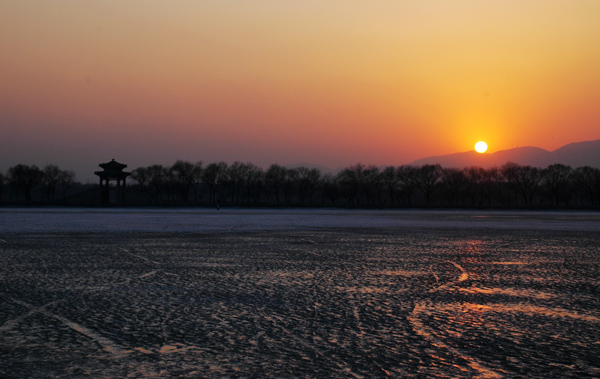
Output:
[{"xmin": 2, "ymin": 1, "xmax": 600, "ymax": 181}]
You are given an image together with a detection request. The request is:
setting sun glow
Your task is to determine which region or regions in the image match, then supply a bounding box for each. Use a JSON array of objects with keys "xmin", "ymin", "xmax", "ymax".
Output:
[{"xmin": 475, "ymin": 141, "xmax": 488, "ymax": 154}]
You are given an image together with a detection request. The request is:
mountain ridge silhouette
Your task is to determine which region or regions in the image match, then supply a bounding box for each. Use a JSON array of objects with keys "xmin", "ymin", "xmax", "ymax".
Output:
[{"xmin": 409, "ymin": 139, "xmax": 600, "ymax": 168}]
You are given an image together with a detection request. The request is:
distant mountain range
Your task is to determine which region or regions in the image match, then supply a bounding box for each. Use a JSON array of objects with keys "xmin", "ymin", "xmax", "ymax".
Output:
[{"xmin": 410, "ymin": 139, "xmax": 600, "ymax": 169}]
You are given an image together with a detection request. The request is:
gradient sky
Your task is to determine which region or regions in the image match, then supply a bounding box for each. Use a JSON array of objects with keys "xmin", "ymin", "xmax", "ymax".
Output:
[{"xmin": 2, "ymin": 1, "xmax": 600, "ymax": 181}]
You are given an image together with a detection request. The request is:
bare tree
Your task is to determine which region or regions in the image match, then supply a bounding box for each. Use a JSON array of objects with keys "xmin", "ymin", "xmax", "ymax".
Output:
[
  {"xmin": 382, "ymin": 166, "xmax": 401, "ymax": 205},
  {"xmin": 131, "ymin": 167, "xmax": 151, "ymax": 191},
  {"xmin": 442, "ymin": 167, "xmax": 468, "ymax": 206},
  {"xmin": 397, "ymin": 165, "xmax": 418, "ymax": 206},
  {"xmin": 41, "ymin": 165, "xmax": 77, "ymax": 201},
  {"xmin": 540, "ymin": 164, "xmax": 572, "ymax": 206},
  {"xmin": 321, "ymin": 173, "xmax": 339, "ymax": 205},
  {"xmin": 572, "ymin": 166, "xmax": 600, "ymax": 206},
  {"xmin": 8, "ymin": 164, "xmax": 43, "ymax": 201},
  {"xmin": 191, "ymin": 162, "xmax": 204, "ymax": 201},
  {"xmin": 243, "ymin": 163, "xmax": 264, "ymax": 204},
  {"xmin": 500, "ymin": 162, "xmax": 520, "ymax": 206},
  {"xmin": 516, "ymin": 165, "xmax": 541, "ymax": 206},
  {"xmin": 461, "ymin": 167, "xmax": 477, "ymax": 205},
  {"xmin": 41, "ymin": 164, "xmax": 61, "ymax": 201},
  {"xmin": 147, "ymin": 165, "xmax": 169, "ymax": 198},
  {"xmin": 481, "ymin": 167, "xmax": 501, "ymax": 206},
  {"xmin": 305, "ymin": 168, "xmax": 321, "ymax": 205},
  {"xmin": 225, "ymin": 162, "xmax": 249, "ymax": 203},
  {"xmin": 171, "ymin": 160, "xmax": 203, "ymax": 201},
  {"xmin": 283, "ymin": 168, "xmax": 298, "ymax": 205},
  {"xmin": 265, "ymin": 164, "xmax": 287, "ymax": 204},
  {"xmin": 362, "ymin": 165, "xmax": 382, "ymax": 205},
  {"xmin": 0, "ymin": 172, "xmax": 5, "ymax": 202},
  {"xmin": 294, "ymin": 167, "xmax": 321, "ymax": 205},
  {"xmin": 337, "ymin": 164, "xmax": 365, "ymax": 205},
  {"xmin": 57, "ymin": 170, "xmax": 76, "ymax": 199},
  {"xmin": 502, "ymin": 163, "xmax": 540, "ymax": 206},
  {"xmin": 163, "ymin": 167, "xmax": 178, "ymax": 200},
  {"xmin": 294, "ymin": 167, "xmax": 310, "ymax": 205},
  {"xmin": 415, "ymin": 164, "xmax": 443, "ymax": 205},
  {"xmin": 203, "ymin": 162, "xmax": 228, "ymax": 203}
]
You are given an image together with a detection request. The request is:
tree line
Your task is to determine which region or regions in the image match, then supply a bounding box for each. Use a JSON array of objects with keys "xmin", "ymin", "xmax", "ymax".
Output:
[
  {"xmin": 1, "ymin": 164, "xmax": 77, "ymax": 203},
  {"xmin": 2, "ymin": 161, "xmax": 600, "ymax": 208}
]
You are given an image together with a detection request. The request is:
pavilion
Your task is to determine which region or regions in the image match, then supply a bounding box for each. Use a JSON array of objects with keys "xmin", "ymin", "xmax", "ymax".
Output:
[{"xmin": 94, "ymin": 159, "xmax": 131, "ymax": 205}]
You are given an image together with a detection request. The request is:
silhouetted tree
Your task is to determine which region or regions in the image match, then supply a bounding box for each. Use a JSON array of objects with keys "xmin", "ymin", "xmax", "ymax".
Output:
[
  {"xmin": 147, "ymin": 165, "xmax": 169, "ymax": 198},
  {"xmin": 191, "ymin": 162, "xmax": 204, "ymax": 201},
  {"xmin": 265, "ymin": 164, "xmax": 287, "ymax": 204},
  {"xmin": 171, "ymin": 160, "xmax": 203, "ymax": 201},
  {"xmin": 381, "ymin": 166, "xmax": 400, "ymax": 205},
  {"xmin": 397, "ymin": 165, "xmax": 419, "ymax": 206},
  {"xmin": 164, "ymin": 168, "xmax": 178, "ymax": 200},
  {"xmin": 481, "ymin": 167, "xmax": 501, "ymax": 206},
  {"xmin": 57, "ymin": 169, "xmax": 76, "ymax": 199},
  {"xmin": 305, "ymin": 168, "xmax": 322, "ymax": 205},
  {"xmin": 8, "ymin": 164, "xmax": 43, "ymax": 201},
  {"xmin": 41, "ymin": 164, "xmax": 61, "ymax": 201},
  {"xmin": 518, "ymin": 165, "xmax": 541, "ymax": 206},
  {"xmin": 500, "ymin": 162, "xmax": 520, "ymax": 206},
  {"xmin": 540, "ymin": 164, "xmax": 572, "ymax": 206},
  {"xmin": 321, "ymin": 174, "xmax": 340, "ymax": 205},
  {"xmin": 338, "ymin": 164, "xmax": 365, "ymax": 205},
  {"xmin": 282, "ymin": 168, "xmax": 298, "ymax": 205},
  {"xmin": 225, "ymin": 162, "xmax": 249, "ymax": 204},
  {"xmin": 503, "ymin": 164, "xmax": 540, "ymax": 206},
  {"xmin": 294, "ymin": 167, "xmax": 321, "ymax": 205},
  {"xmin": 572, "ymin": 166, "xmax": 600, "ymax": 206},
  {"xmin": 0, "ymin": 172, "xmax": 5, "ymax": 202},
  {"xmin": 40, "ymin": 165, "xmax": 77, "ymax": 201},
  {"xmin": 131, "ymin": 167, "xmax": 151, "ymax": 191},
  {"xmin": 415, "ymin": 164, "xmax": 443, "ymax": 205},
  {"xmin": 243, "ymin": 163, "xmax": 264, "ymax": 204},
  {"xmin": 382, "ymin": 166, "xmax": 400, "ymax": 205},
  {"xmin": 462, "ymin": 167, "xmax": 484, "ymax": 206},
  {"xmin": 442, "ymin": 168, "xmax": 468, "ymax": 206},
  {"xmin": 203, "ymin": 162, "xmax": 228, "ymax": 202},
  {"xmin": 362, "ymin": 165, "xmax": 382, "ymax": 205},
  {"xmin": 294, "ymin": 167, "xmax": 310, "ymax": 205}
]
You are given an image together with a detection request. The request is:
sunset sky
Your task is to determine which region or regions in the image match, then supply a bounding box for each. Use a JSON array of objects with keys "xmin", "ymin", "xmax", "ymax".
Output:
[{"xmin": 2, "ymin": 1, "xmax": 600, "ymax": 181}]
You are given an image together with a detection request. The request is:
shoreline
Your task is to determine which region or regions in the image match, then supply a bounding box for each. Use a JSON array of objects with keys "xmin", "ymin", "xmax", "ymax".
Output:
[{"xmin": 2, "ymin": 207, "xmax": 600, "ymax": 233}]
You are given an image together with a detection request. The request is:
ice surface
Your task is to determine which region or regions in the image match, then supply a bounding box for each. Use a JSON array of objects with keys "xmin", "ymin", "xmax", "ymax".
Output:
[
  {"xmin": 1, "ymin": 207, "xmax": 600, "ymax": 233},
  {"xmin": 1, "ymin": 227, "xmax": 599, "ymax": 377}
]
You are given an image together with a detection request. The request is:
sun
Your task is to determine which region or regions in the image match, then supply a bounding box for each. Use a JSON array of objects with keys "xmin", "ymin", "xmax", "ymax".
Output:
[{"xmin": 475, "ymin": 141, "xmax": 488, "ymax": 153}]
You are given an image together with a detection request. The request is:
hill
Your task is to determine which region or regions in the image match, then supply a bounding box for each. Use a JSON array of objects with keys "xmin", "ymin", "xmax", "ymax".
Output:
[{"xmin": 410, "ymin": 139, "xmax": 600, "ymax": 168}]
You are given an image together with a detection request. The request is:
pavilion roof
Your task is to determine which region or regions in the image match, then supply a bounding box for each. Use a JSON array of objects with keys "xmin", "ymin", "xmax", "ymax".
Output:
[{"xmin": 98, "ymin": 159, "xmax": 128, "ymax": 171}]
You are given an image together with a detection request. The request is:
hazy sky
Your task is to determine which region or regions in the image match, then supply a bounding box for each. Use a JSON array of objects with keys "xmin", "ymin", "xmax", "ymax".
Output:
[{"xmin": 2, "ymin": 1, "xmax": 600, "ymax": 181}]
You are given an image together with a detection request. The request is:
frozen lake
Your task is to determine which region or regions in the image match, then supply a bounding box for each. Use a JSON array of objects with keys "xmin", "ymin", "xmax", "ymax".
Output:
[
  {"xmin": 1, "ymin": 207, "xmax": 600, "ymax": 233},
  {"xmin": 1, "ymin": 209, "xmax": 599, "ymax": 377}
]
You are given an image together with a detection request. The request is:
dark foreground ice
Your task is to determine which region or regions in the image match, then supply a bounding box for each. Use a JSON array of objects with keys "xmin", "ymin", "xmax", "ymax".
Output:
[{"xmin": 1, "ymin": 209, "xmax": 599, "ymax": 378}]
